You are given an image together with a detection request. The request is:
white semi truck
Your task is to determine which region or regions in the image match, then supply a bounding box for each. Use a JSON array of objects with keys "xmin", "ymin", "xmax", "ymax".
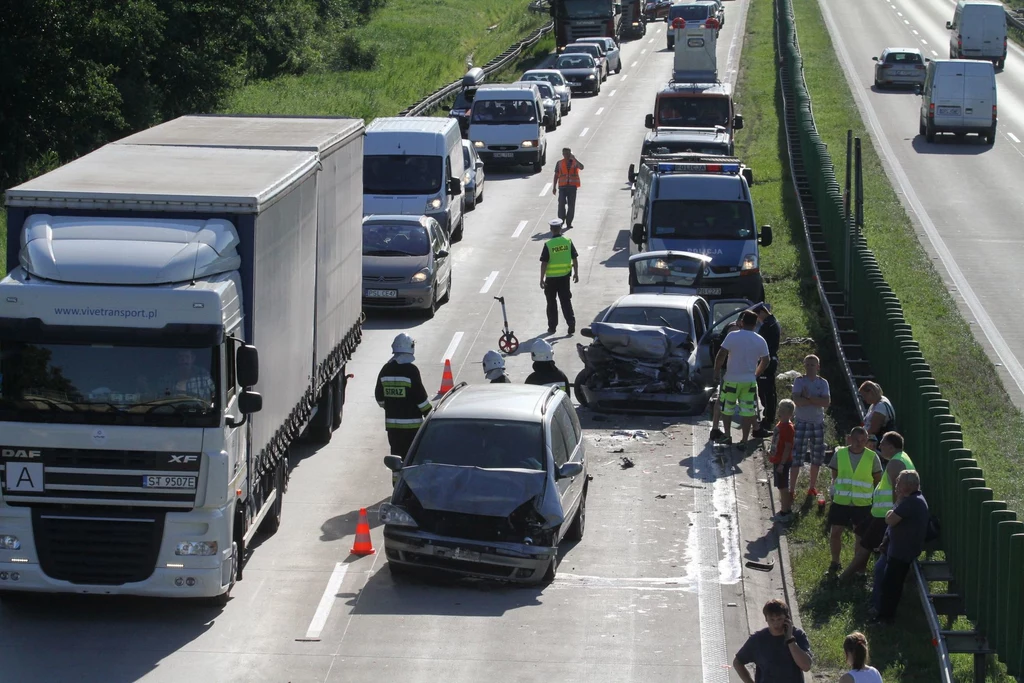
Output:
[{"xmin": 0, "ymin": 116, "xmax": 365, "ymax": 602}]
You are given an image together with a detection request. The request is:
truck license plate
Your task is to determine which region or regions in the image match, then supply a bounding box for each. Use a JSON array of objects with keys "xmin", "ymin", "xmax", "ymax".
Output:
[
  {"xmin": 937, "ymin": 106, "xmax": 961, "ymax": 115},
  {"xmin": 494, "ymin": 152, "xmax": 514, "ymax": 158},
  {"xmin": 365, "ymin": 289, "xmax": 397, "ymax": 298},
  {"xmin": 435, "ymin": 547, "xmax": 480, "ymax": 561},
  {"xmin": 143, "ymin": 475, "xmax": 197, "ymax": 489}
]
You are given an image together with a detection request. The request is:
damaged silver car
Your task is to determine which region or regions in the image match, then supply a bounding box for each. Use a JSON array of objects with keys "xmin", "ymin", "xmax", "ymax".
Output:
[
  {"xmin": 381, "ymin": 383, "xmax": 587, "ymax": 583},
  {"xmin": 574, "ymin": 251, "xmax": 752, "ymax": 415}
]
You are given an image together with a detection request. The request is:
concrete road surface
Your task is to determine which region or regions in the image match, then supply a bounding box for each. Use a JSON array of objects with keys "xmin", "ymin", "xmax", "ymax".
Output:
[
  {"xmin": 0, "ymin": 4, "xmax": 799, "ymax": 681},
  {"xmin": 818, "ymin": 0, "xmax": 1024, "ymax": 406}
]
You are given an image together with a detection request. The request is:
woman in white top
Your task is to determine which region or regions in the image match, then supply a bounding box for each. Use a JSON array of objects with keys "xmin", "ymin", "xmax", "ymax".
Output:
[
  {"xmin": 839, "ymin": 631, "xmax": 883, "ymax": 683},
  {"xmin": 858, "ymin": 382, "xmax": 895, "ymax": 450}
]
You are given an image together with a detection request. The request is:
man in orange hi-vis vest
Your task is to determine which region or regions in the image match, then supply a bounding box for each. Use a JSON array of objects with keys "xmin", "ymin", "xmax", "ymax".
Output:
[{"xmin": 551, "ymin": 147, "xmax": 585, "ymax": 230}]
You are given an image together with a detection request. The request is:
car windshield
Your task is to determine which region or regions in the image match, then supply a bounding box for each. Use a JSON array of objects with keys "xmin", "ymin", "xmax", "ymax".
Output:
[
  {"xmin": 532, "ymin": 82, "xmax": 555, "ymax": 99},
  {"xmin": 632, "ymin": 255, "xmax": 704, "ymax": 287},
  {"xmin": 470, "ymin": 99, "xmax": 537, "ymax": 124},
  {"xmin": 565, "ymin": 45, "xmax": 602, "ymax": 58},
  {"xmin": 0, "ymin": 343, "xmax": 219, "ymax": 425},
  {"xmin": 452, "ymin": 90, "xmax": 476, "ymax": 109},
  {"xmin": 657, "ymin": 97, "xmax": 730, "ymax": 128},
  {"xmin": 651, "ymin": 200, "xmax": 755, "ymax": 240},
  {"xmin": 409, "ymin": 419, "xmax": 545, "ymax": 470},
  {"xmin": 364, "ymin": 155, "xmax": 442, "ymax": 195},
  {"xmin": 642, "ymin": 140, "xmax": 731, "ymax": 156},
  {"xmin": 670, "ymin": 4, "xmax": 711, "ymax": 20},
  {"xmin": 363, "ymin": 222, "xmax": 431, "ymax": 256},
  {"xmin": 462, "ymin": 146, "xmax": 472, "ymax": 166},
  {"xmin": 524, "ymin": 72, "xmax": 565, "ymax": 87},
  {"xmin": 556, "ymin": 55, "xmax": 596, "ymax": 70},
  {"xmin": 604, "ymin": 306, "xmax": 693, "ymax": 334},
  {"xmin": 884, "ymin": 51, "xmax": 923, "ymax": 64}
]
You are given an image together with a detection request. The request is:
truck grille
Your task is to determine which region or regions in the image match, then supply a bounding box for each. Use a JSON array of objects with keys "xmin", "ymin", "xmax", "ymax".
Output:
[
  {"xmin": 0, "ymin": 447, "xmax": 202, "ymax": 509},
  {"xmin": 33, "ymin": 508, "xmax": 164, "ymax": 585}
]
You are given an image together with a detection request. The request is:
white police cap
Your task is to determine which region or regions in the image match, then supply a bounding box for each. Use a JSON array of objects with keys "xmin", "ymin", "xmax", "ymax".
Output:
[{"xmin": 548, "ymin": 218, "xmax": 564, "ymax": 229}]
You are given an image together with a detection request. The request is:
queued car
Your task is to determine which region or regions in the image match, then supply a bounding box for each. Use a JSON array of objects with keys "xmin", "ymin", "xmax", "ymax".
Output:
[
  {"xmin": 516, "ymin": 80, "xmax": 561, "ymax": 130},
  {"xmin": 553, "ymin": 53, "xmax": 602, "ymax": 96},
  {"xmin": 575, "ymin": 37, "xmax": 622, "ymax": 74},
  {"xmin": 872, "ymin": 47, "xmax": 928, "ymax": 88},
  {"xmin": 645, "ymin": 0, "xmax": 672, "ymax": 22},
  {"xmin": 667, "ymin": 2, "xmax": 717, "ymax": 49},
  {"xmin": 521, "ymin": 69, "xmax": 573, "ymax": 115},
  {"xmin": 461, "ymin": 139, "xmax": 485, "ymax": 210},
  {"xmin": 562, "ymin": 43, "xmax": 609, "ymax": 81},
  {"xmin": 362, "ymin": 214, "xmax": 452, "ymax": 317},
  {"xmin": 381, "ymin": 383, "xmax": 588, "ymax": 584}
]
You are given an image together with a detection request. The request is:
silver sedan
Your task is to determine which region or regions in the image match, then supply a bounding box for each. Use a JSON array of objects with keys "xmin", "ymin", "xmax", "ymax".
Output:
[{"xmin": 873, "ymin": 47, "xmax": 928, "ymax": 88}]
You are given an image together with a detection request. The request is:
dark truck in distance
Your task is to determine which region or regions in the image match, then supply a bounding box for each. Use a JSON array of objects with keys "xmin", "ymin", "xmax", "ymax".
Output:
[{"xmin": 550, "ymin": 0, "xmax": 646, "ymax": 48}]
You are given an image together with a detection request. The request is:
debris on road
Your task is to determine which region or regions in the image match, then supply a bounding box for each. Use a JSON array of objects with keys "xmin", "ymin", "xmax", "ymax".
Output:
[
  {"xmin": 655, "ymin": 493, "xmax": 669, "ymax": 499},
  {"xmin": 610, "ymin": 447, "xmax": 625, "ymax": 453},
  {"xmin": 745, "ymin": 559, "xmax": 775, "ymax": 572},
  {"xmin": 612, "ymin": 429, "xmax": 649, "ymax": 439},
  {"xmin": 620, "ymin": 456, "xmax": 635, "ymax": 469}
]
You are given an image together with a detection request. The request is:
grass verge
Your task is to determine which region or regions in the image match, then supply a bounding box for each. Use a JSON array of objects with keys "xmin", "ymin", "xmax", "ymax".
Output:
[
  {"xmin": 738, "ymin": 0, "xmax": 1015, "ymax": 679},
  {"xmin": 222, "ymin": 0, "xmax": 548, "ymax": 119}
]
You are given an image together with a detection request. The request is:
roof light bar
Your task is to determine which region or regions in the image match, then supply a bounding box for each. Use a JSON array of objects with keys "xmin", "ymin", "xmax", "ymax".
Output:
[{"xmin": 656, "ymin": 162, "xmax": 741, "ymax": 174}]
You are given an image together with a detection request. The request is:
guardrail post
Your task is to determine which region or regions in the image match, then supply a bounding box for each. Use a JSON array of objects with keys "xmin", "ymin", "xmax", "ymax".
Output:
[
  {"xmin": 994, "ymin": 520, "xmax": 1024, "ymax": 665},
  {"xmin": 963, "ymin": 487, "xmax": 993, "ymax": 622},
  {"xmin": 844, "ymin": 129, "xmax": 853, "ymax": 296},
  {"xmin": 1008, "ymin": 532, "xmax": 1024, "ymax": 677},
  {"xmin": 978, "ymin": 504, "xmax": 1012, "ymax": 640},
  {"xmin": 954, "ymin": 475, "xmax": 985, "ymax": 583}
]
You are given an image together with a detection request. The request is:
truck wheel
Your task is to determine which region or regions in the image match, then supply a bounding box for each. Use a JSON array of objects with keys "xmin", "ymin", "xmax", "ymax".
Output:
[
  {"xmin": 331, "ymin": 372, "xmax": 345, "ymax": 430},
  {"xmin": 919, "ymin": 119, "xmax": 926, "ymax": 137},
  {"xmin": 925, "ymin": 120, "xmax": 936, "ymax": 143},
  {"xmin": 309, "ymin": 385, "xmax": 335, "ymax": 444},
  {"xmin": 260, "ymin": 457, "xmax": 286, "ymax": 535},
  {"xmin": 984, "ymin": 125, "xmax": 996, "ymax": 145}
]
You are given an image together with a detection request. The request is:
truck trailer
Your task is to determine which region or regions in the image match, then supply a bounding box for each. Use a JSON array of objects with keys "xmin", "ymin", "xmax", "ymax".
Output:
[
  {"xmin": 0, "ymin": 116, "xmax": 364, "ymax": 602},
  {"xmin": 551, "ymin": 0, "xmax": 631, "ymax": 47}
]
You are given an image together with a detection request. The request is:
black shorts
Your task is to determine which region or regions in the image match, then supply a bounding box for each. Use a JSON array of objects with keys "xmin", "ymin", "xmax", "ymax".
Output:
[
  {"xmin": 857, "ymin": 517, "xmax": 888, "ymax": 551},
  {"xmin": 772, "ymin": 462, "xmax": 791, "ymax": 489},
  {"xmin": 827, "ymin": 502, "xmax": 872, "ymax": 529}
]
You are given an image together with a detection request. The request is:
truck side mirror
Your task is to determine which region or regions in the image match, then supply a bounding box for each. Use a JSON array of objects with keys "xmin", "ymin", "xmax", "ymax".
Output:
[
  {"xmin": 742, "ymin": 168, "xmax": 754, "ymax": 186},
  {"xmin": 631, "ymin": 223, "xmax": 645, "ymax": 246},
  {"xmin": 733, "ymin": 114, "xmax": 744, "ymax": 130},
  {"xmin": 238, "ymin": 390, "xmax": 263, "ymax": 415},
  {"xmin": 448, "ymin": 178, "xmax": 462, "ymax": 195},
  {"xmin": 628, "ymin": 164, "xmax": 637, "ymax": 184},
  {"xmin": 645, "ymin": 113, "xmax": 655, "ymax": 129},
  {"xmin": 759, "ymin": 225, "xmax": 773, "ymax": 247},
  {"xmin": 236, "ymin": 344, "xmax": 259, "ymax": 387}
]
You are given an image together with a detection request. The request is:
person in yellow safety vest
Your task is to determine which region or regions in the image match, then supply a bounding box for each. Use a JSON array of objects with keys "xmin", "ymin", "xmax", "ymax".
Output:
[
  {"xmin": 524, "ymin": 339, "xmax": 570, "ymax": 393},
  {"xmin": 825, "ymin": 426, "xmax": 882, "ymax": 576},
  {"xmin": 539, "ymin": 218, "xmax": 579, "ymax": 336},
  {"xmin": 551, "ymin": 147, "xmax": 584, "ymax": 230},
  {"xmin": 839, "ymin": 431, "xmax": 915, "ymax": 581}
]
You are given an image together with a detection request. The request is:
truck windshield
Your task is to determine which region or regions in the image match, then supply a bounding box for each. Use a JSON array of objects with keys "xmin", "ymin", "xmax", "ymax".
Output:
[
  {"xmin": 658, "ymin": 97, "xmax": 730, "ymax": 128},
  {"xmin": 643, "ymin": 140, "xmax": 730, "ymax": 156},
  {"xmin": 650, "ymin": 200, "xmax": 754, "ymax": 240},
  {"xmin": 364, "ymin": 155, "xmax": 443, "ymax": 195},
  {"xmin": 470, "ymin": 100, "xmax": 538, "ymax": 125},
  {"xmin": 410, "ymin": 419, "xmax": 545, "ymax": 471},
  {"xmin": 0, "ymin": 342, "xmax": 219, "ymax": 426},
  {"xmin": 563, "ymin": 0, "xmax": 611, "ymax": 18}
]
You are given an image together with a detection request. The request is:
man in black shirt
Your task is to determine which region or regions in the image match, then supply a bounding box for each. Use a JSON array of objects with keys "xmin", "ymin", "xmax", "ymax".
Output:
[
  {"xmin": 872, "ymin": 469, "xmax": 929, "ymax": 623},
  {"xmin": 751, "ymin": 303, "xmax": 781, "ymax": 439},
  {"xmin": 733, "ymin": 599, "xmax": 813, "ymax": 682}
]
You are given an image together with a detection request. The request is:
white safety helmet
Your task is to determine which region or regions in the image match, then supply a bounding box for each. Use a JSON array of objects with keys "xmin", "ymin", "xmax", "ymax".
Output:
[
  {"xmin": 482, "ymin": 350, "xmax": 506, "ymax": 373},
  {"xmin": 531, "ymin": 339, "xmax": 555, "ymax": 363},
  {"xmin": 392, "ymin": 333, "xmax": 415, "ymax": 356}
]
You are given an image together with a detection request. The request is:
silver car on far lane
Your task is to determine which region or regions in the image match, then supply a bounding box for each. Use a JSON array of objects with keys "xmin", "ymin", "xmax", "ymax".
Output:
[
  {"xmin": 872, "ymin": 47, "xmax": 928, "ymax": 88},
  {"xmin": 521, "ymin": 69, "xmax": 573, "ymax": 114}
]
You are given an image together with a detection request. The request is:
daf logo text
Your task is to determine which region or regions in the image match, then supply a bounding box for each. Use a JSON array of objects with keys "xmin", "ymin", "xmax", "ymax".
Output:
[
  {"xmin": 2, "ymin": 448, "xmax": 42, "ymax": 459},
  {"xmin": 169, "ymin": 454, "xmax": 199, "ymax": 464}
]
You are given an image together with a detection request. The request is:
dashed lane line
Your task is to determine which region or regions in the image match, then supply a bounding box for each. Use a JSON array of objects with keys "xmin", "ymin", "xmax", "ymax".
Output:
[
  {"xmin": 512, "ymin": 219, "xmax": 528, "ymax": 238},
  {"xmin": 479, "ymin": 270, "xmax": 499, "ymax": 294},
  {"xmin": 441, "ymin": 331, "xmax": 464, "ymax": 363},
  {"xmin": 539, "ymin": 182, "xmax": 551, "ymax": 197}
]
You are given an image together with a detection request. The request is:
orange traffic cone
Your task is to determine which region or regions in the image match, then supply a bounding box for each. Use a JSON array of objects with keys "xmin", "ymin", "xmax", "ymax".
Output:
[
  {"xmin": 350, "ymin": 507, "xmax": 375, "ymax": 556},
  {"xmin": 438, "ymin": 358, "xmax": 455, "ymax": 396}
]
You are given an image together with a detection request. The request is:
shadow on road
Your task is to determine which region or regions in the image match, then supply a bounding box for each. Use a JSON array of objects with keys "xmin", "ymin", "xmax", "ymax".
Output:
[
  {"xmin": 320, "ymin": 497, "xmax": 392, "ymax": 542},
  {"xmin": 910, "ymin": 134, "xmax": 993, "ymax": 154}
]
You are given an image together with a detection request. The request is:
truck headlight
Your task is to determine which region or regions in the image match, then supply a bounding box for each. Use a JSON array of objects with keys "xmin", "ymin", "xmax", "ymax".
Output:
[
  {"xmin": 741, "ymin": 254, "xmax": 758, "ymax": 271},
  {"xmin": 521, "ymin": 140, "xmax": 536, "ymax": 148},
  {"xmin": 175, "ymin": 541, "xmax": 218, "ymax": 556},
  {"xmin": 473, "ymin": 140, "xmax": 485, "ymax": 148},
  {"xmin": 410, "ymin": 268, "xmax": 430, "ymax": 283},
  {"xmin": 379, "ymin": 503, "xmax": 419, "ymax": 528},
  {"xmin": 425, "ymin": 197, "xmax": 442, "ymax": 211},
  {"xmin": 0, "ymin": 535, "xmax": 20, "ymax": 550}
]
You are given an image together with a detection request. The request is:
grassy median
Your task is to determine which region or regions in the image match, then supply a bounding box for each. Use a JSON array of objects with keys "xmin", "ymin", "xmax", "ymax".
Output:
[{"xmin": 736, "ymin": 0, "xmax": 1020, "ymax": 679}]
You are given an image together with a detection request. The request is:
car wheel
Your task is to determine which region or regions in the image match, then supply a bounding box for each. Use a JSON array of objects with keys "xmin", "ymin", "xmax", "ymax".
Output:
[
  {"xmin": 874, "ymin": 78, "xmax": 881, "ymax": 89},
  {"xmin": 425, "ymin": 285, "xmax": 438, "ymax": 319},
  {"xmin": 440, "ymin": 271, "xmax": 452, "ymax": 304},
  {"xmin": 452, "ymin": 216, "xmax": 464, "ymax": 242},
  {"xmin": 573, "ymin": 368, "xmax": 592, "ymax": 406},
  {"xmin": 566, "ymin": 490, "xmax": 586, "ymax": 541},
  {"xmin": 477, "ymin": 186, "xmax": 484, "ymax": 204},
  {"xmin": 925, "ymin": 119, "xmax": 936, "ymax": 143},
  {"xmin": 919, "ymin": 118, "xmax": 926, "ymax": 137},
  {"xmin": 996, "ymin": 58, "xmax": 1005, "ymax": 70},
  {"xmin": 984, "ymin": 124, "xmax": 997, "ymax": 145},
  {"xmin": 616, "ymin": 64, "xmax": 622, "ymax": 74},
  {"xmin": 541, "ymin": 556, "xmax": 557, "ymax": 584}
]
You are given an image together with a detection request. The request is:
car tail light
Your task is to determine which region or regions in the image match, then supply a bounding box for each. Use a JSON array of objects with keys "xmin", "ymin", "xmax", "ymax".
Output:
[
  {"xmin": 671, "ymin": 17, "xmax": 686, "ymax": 29},
  {"xmin": 881, "ymin": 64, "xmax": 892, "ymax": 69},
  {"xmin": 915, "ymin": 64, "xmax": 926, "ymax": 70},
  {"xmin": 993, "ymin": 104, "xmax": 997, "ymax": 120},
  {"xmin": 957, "ymin": 35, "xmax": 962, "ymax": 49},
  {"xmin": 929, "ymin": 102, "xmax": 935, "ymax": 119},
  {"xmin": 705, "ymin": 17, "xmax": 720, "ymax": 29}
]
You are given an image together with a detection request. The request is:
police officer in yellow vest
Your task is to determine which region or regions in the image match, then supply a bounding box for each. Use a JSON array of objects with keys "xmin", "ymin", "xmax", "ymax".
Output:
[
  {"xmin": 839, "ymin": 431, "xmax": 915, "ymax": 580},
  {"xmin": 551, "ymin": 148, "xmax": 584, "ymax": 229},
  {"xmin": 825, "ymin": 426, "xmax": 882, "ymax": 576},
  {"xmin": 540, "ymin": 218, "xmax": 579, "ymax": 336}
]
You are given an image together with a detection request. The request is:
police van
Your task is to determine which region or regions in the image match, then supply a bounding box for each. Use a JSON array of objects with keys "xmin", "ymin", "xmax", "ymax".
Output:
[{"xmin": 626, "ymin": 157, "xmax": 771, "ymax": 301}]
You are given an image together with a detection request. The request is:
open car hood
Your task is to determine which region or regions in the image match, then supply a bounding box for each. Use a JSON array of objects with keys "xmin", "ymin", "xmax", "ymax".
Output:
[
  {"xmin": 588, "ymin": 321, "xmax": 693, "ymax": 360},
  {"xmin": 401, "ymin": 463, "xmax": 564, "ymax": 527}
]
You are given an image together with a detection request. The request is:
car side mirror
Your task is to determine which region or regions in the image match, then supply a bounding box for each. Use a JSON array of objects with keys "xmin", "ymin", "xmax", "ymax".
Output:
[
  {"xmin": 759, "ymin": 225, "xmax": 773, "ymax": 247},
  {"xmin": 476, "ymin": 159, "xmax": 485, "ymax": 169},
  {"xmin": 645, "ymin": 113, "xmax": 655, "ymax": 129},
  {"xmin": 631, "ymin": 222, "xmax": 645, "ymax": 246},
  {"xmin": 558, "ymin": 462, "xmax": 584, "ymax": 479},
  {"xmin": 872, "ymin": 56, "xmax": 879, "ymax": 62},
  {"xmin": 384, "ymin": 455, "xmax": 404, "ymax": 472},
  {"xmin": 914, "ymin": 84, "xmax": 923, "ymax": 95},
  {"xmin": 945, "ymin": 21, "xmax": 952, "ymax": 29},
  {"xmin": 449, "ymin": 178, "xmax": 462, "ymax": 195},
  {"xmin": 238, "ymin": 390, "xmax": 263, "ymax": 415},
  {"xmin": 435, "ymin": 249, "xmax": 449, "ymax": 259},
  {"xmin": 742, "ymin": 168, "xmax": 754, "ymax": 186},
  {"xmin": 628, "ymin": 163, "xmax": 637, "ymax": 184},
  {"xmin": 733, "ymin": 114, "xmax": 744, "ymax": 130},
  {"xmin": 236, "ymin": 344, "xmax": 259, "ymax": 387},
  {"xmin": 581, "ymin": 326, "xmax": 594, "ymax": 338}
]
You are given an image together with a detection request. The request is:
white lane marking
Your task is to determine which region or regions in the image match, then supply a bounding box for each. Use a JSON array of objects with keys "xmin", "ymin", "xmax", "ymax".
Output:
[
  {"xmin": 479, "ymin": 270, "xmax": 499, "ymax": 294},
  {"xmin": 818, "ymin": 0, "xmax": 1024, "ymax": 400},
  {"xmin": 621, "ymin": 73, "xmax": 629, "ymax": 81},
  {"xmin": 648, "ymin": 38, "xmax": 655, "ymax": 44},
  {"xmin": 512, "ymin": 219, "xmax": 529, "ymax": 238},
  {"xmin": 441, "ymin": 331, "xmax": 464, "ymax": 363},
  {"xmin": 897, "ymin": 11, "xmax": 903, "ymax": 16},
  {"xmin": 539, "ymin": 182, "xmax": 551, "ymax": 197},
  {"xmin": 904, "ymin": 19, "xmax": 910, "ymax": 24},
  {"xmin": 631, "ymin": 60, "xmax": 638, "ymax": 67},
  {"xmin": 921, "ymin": 39, "xmax": 928, "ymax": 45},
  {"xmin": 609, "ymin": 89, "xmax": 617, "ymax": 97},
  {"xmin": 303, "ymin": 563, "xmax": 348, "ymax": 640},
  {"xmin": 579, "ymin": 127, "xmax": 590, "ymax": 137},
  {"xmin": 595, "ymin": 107, "xmax": 605, "ymax": 116},
  {"xmin": 931, "ymin": 49, "xmax": 938, "ymax": 56},
  {"xmin": 912, "ymin": 29, "xmax": 919, "ymax": 35},
  {"xmin": 547, "ymin": 573, "xmax": 693, "ymax": 591},
  {"xmin": 1009, "ymin": 132, "xmax": 1021, "ymax": 144}
]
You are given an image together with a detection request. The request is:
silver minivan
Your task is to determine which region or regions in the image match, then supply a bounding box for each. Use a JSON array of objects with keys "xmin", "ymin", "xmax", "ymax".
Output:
[
  {"xmin": 919, "ymin": 59, "xmax": 997, "ymax": 144},
  {"xmin": 947, "ymin": 0, "xmax": 1007, "ymax": 69}
]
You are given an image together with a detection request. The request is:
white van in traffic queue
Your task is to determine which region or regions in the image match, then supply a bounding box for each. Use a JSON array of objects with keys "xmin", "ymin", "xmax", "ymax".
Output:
[
  {"xmin": 363, "ymin": 117, "xmax": 467, "ymax": 241},
  {"xmin": 468, "ymin": 83, "xmax": 548, "ymax": 174},
  {"xmin": 947, "ymin": 0, "xmax": 1007, "ymax": 69},
  {"xmin": 918, "ymin": 59, "xmax": 997, "ymax": 144}
]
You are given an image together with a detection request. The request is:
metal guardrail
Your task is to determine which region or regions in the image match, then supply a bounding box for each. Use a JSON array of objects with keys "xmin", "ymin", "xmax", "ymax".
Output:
[
  {"xmin": 398, "ymin": 20, "xmax": 554, "ymax": 117},
  {"xmin": 1007, "ymin": 8, "xmax": 1024, "ymax": 34}
]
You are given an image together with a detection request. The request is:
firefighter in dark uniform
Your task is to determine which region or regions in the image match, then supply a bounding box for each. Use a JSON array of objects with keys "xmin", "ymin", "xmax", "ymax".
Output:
[
  {"xmin": 751, "ymin": 303, "xmax": 781, "ymax": 438},
  {"xmin": 524, "ymin": 339, "xmax": 570, "ymax": 393},
  {"xmin": 482, "ymin": 350, "xmax": 512, "ymax": 383},
  {"xmin": 375, "ymin": 334, "xmax": 432, "ymax": 465}
]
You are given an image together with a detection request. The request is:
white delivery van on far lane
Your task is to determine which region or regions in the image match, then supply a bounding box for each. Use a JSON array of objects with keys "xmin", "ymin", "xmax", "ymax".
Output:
[
  {"xmin": 363, "ymin": 117, "xmax": 466, "ymax": 241},
  {"xmin": 919, "ymin": 59, "xmax": 997, "ymax": 144},
  {"xmin": 947, "ymin": 0, "xmax": 1007, "ymax": 69},
  {"xmin": 468, "ymin": 83, "xmax": 548, "ymax": 173}
]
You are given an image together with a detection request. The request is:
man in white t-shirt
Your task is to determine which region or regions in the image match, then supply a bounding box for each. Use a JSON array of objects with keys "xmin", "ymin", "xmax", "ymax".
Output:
[{"xmin": 713, "ymin": 310, "xmax": 769, "ymax": 447}]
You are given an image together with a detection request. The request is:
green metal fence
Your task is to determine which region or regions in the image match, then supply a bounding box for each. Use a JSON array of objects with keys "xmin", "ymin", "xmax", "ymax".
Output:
[{"xmin": 775, "ymin": 0, "xmax": 1024, "ymax": 675}]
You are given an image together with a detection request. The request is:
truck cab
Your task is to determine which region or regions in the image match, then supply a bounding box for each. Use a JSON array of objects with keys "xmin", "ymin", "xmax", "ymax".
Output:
[
  {"xmin": 646, "ymin": 81, "xmax": 744, "ymax": 139},
  {"xmin": 627, "ymin": 158, "xmax": 772, "ymax": 301}
]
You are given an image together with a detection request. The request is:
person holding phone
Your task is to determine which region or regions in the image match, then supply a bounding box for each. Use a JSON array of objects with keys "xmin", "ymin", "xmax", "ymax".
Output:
[{"xmin": 733, "ymin": 599, "xmax": 813, "ymax": 682}]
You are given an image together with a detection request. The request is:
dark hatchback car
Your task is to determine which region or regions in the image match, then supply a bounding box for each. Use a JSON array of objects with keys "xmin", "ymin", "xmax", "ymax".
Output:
[{"xmin": 381, "ymin": 383, "xmax": 587, "ymax": 583}]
